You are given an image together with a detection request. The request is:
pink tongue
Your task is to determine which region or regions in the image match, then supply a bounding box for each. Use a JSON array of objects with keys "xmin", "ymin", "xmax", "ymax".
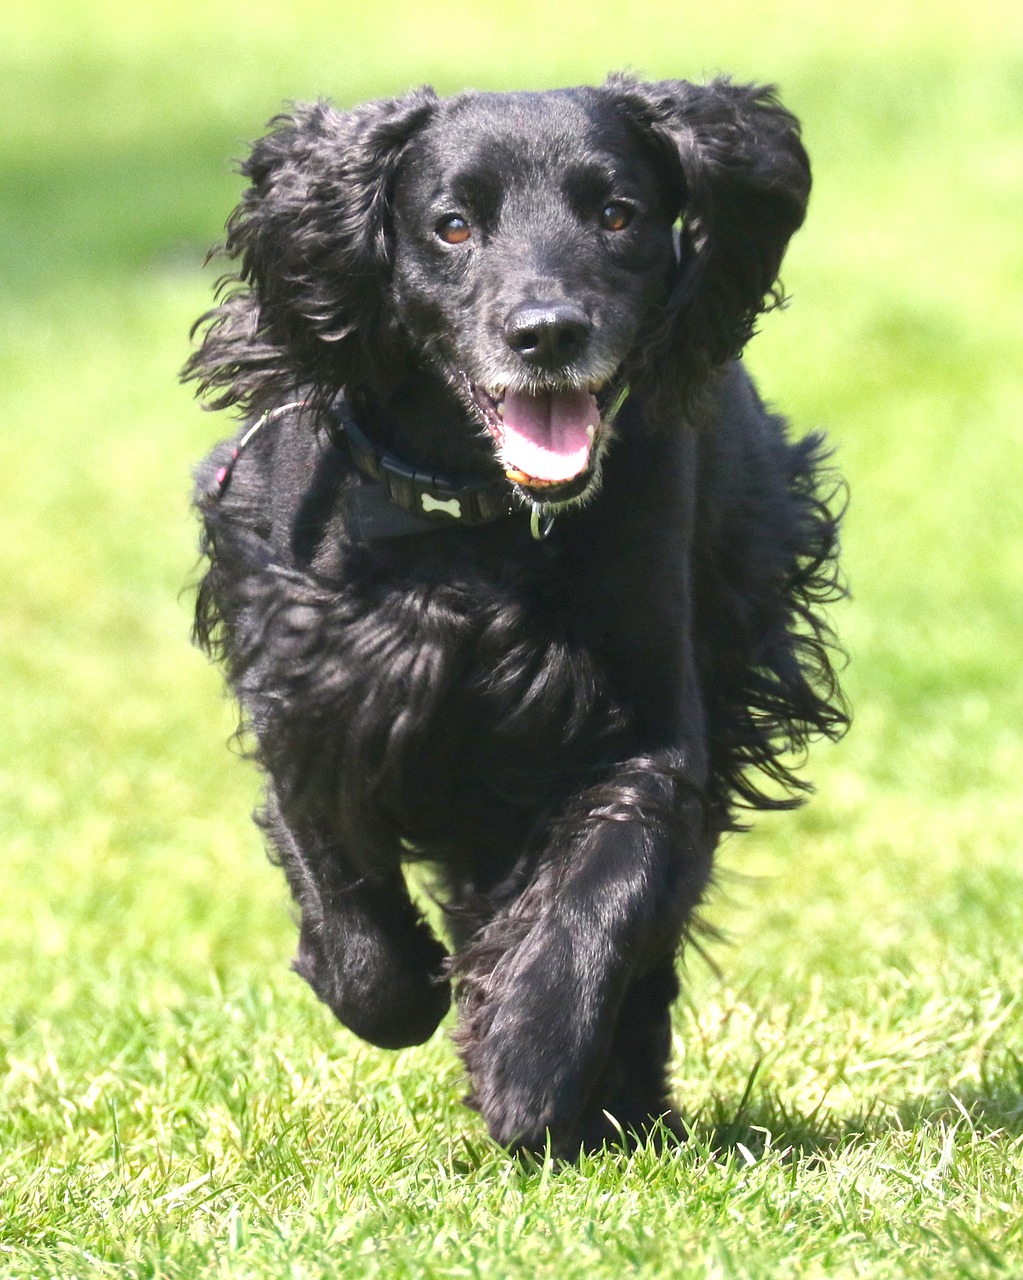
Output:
[{"xmin": 501, "ymin": 389, "xmax": 599, "ymax": 482}]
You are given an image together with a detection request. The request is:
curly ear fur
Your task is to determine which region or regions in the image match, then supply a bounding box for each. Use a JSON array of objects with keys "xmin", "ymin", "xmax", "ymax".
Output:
[
  {"xmin": 183, "ymin": 88, "xmax": 437, "ymax": 415},
  {"xmin": 607, "ymin": 75, "xmax": 812, "ymax": 419}
]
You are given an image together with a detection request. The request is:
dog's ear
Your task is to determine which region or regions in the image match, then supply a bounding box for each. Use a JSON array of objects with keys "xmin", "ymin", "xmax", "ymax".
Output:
[
  {"xmin": 606, "ymin": 76, "xmax": 811, "ymax": 417},
  {"xmin": 185, "ymin": 89, "xmax": 437, "ymax": 414}
]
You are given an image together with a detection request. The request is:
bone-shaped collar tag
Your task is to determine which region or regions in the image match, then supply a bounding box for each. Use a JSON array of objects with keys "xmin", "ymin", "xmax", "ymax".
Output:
[{"xmin": 421, "ymin": 493, "xmax": 462, "ymax": 519}]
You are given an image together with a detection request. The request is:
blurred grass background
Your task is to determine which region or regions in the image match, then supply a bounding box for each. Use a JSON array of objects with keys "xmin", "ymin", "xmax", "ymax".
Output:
[{"xmin": 2, "ymin": 0, "xmax": 1022, "ymax": 1275}]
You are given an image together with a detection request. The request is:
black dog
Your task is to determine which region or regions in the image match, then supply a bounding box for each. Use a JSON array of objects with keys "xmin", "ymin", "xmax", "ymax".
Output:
[{"xmin": 185, "ymin": 75, "xmax": 847, "ymax": 1158}]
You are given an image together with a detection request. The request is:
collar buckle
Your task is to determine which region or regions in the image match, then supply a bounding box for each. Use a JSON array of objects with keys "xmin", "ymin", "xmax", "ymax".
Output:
[{"xmin": 330, "ymin": 395, "xmax": 516, "ymax": 533}]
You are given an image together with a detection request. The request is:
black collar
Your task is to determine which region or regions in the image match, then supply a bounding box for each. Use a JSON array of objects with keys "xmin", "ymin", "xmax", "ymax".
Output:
[
  {"xmin": 328, "ymin": 394, "xmax": 520, "ymax": 541},
  {"xmin": 209, "ymin": 396, "xmax": 549, "ymax": 544}
]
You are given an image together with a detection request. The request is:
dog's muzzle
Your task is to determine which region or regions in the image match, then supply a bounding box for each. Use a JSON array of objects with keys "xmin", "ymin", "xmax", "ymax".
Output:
[{"xmin": 467, "ymin": 378, "xmax": 628, "ymax": 504}]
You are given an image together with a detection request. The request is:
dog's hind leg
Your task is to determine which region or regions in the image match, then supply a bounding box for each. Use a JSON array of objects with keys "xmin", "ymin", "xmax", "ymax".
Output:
[
  {"xmin": 453, "ymin": 750, "xmax": 711, "ymax": 1157},
  {"xmin": 263, "ymin": 791, "xmax": 451, "ymax": 1049}
]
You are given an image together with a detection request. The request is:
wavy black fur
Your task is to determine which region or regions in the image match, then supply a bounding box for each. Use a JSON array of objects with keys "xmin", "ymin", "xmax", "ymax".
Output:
[{"xmin": 186, "ymin": 75, "xmax": 847, "ymax": 1159}]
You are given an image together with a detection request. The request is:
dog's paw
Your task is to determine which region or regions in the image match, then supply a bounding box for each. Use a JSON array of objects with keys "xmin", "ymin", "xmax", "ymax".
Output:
[
  {"xmin": 468, "ymin": 1035, "xmax": 685, "ymax": 1159},
  {"xmin": 457, "ymin": 965, "xmax": 601, "ymax": 1157},
  {"xmin": 575, "ymin": 1103, "xmax": 687, "ymax": 1155},
  {"xmin": 294, "ymin": 926, "xmax": 450, "ymax": 1049},
  {"xmin": 466, "ymin": 1044, "xmax": 581, "ymax": 1157}
]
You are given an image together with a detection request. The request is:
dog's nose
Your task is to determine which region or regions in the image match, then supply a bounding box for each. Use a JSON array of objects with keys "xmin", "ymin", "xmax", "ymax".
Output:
[{"xmin": 503, "ymin": 303, "xmax": 592, "ymax": 368}]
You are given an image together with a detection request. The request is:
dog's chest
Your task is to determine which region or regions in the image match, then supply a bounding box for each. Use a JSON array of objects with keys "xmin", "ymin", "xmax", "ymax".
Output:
[{"xmin": 344, "ymin": 528, "xmax": 689, "ymax": 856}]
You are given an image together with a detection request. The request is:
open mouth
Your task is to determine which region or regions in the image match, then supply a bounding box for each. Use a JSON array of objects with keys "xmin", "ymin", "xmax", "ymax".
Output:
[{"xmin": 466, "ymin": 379, "xmax": 622, "ymax": 502}]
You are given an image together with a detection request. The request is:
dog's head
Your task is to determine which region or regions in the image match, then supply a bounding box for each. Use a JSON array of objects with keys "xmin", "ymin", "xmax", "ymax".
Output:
[{"xmin": 187, "ymin": 77, "xmax": 810, "ymax": 506}]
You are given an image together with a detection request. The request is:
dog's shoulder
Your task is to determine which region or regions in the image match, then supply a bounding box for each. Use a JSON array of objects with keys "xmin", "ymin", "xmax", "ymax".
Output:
[{"xmin": 195, "ymin": 404, "xmax": 351, "ymax": 572}]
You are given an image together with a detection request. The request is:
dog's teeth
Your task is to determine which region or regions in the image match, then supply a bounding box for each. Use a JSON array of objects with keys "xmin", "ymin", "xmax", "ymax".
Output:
[{"xmin": 586, "ymin": 424, "xmax": 596, "ymax": 440}]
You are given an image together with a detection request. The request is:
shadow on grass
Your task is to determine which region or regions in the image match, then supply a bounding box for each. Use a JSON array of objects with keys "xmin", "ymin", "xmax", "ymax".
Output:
[{"xmin": 696, "ymin": 1061, "xmax": 1023, "ymax": 1168}]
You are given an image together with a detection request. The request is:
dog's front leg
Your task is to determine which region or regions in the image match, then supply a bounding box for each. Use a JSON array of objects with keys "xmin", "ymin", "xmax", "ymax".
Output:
[
  {"xmin": 264, "ymin": 791, "xmax": 451, "ymax": 1049},
  {"xmin": 454, "ymin": 750, "xmax": 711, "ymax": 1156}
]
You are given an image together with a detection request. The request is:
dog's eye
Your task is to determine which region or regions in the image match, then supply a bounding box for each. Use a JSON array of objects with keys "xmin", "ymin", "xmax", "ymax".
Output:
[
  {"xmin": 435, "ymin": 215, "xmax": 472, "ymax": 245},
  {"xmin": 599, "ymin": 202, "xmax": 634, "ymax": 232}
]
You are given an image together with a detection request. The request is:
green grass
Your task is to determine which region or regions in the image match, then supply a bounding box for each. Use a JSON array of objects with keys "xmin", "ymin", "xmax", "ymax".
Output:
[{"xmin": 3, "ymin": 0, "xmax": 1023, "ymax": 1275}]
